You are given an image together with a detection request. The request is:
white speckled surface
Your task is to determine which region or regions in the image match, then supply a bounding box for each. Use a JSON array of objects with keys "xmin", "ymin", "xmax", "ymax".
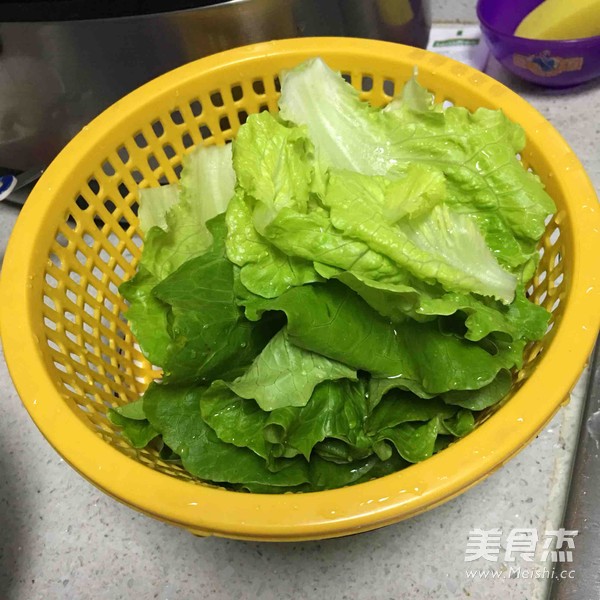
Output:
[
  {"xmin": 1, "ymin": 34, "xmax": 599, "ymax": 600},
  {"xmin": 432, "ymin": 0, "xmax": 477, "ymax": 24}
]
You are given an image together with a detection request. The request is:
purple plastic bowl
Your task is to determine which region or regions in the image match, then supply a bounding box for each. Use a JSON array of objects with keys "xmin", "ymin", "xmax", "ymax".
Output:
[{"xmin": 477, "ymin": 0, "xmax": 600, "ymax": 87}]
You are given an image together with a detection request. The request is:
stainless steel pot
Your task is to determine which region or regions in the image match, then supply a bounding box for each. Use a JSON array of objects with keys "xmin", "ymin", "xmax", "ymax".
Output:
[{"xmin": 0, "ymin": 0, "xmax": 430, "ymax": 171}]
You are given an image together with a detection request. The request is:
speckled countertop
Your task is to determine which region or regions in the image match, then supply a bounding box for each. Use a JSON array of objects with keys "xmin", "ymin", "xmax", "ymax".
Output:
[{"xmin": 1, "ymin": 18, "xmax": 599, "ymax": 600}]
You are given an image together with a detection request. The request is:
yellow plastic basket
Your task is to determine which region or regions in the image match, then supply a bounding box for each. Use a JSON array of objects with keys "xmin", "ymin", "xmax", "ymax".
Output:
[{"xmin": 2, "ymin": 38, "xmax": 599, "ymax": 542}]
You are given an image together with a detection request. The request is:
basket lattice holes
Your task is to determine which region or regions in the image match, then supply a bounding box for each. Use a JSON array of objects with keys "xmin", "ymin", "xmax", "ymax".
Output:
[{"xmin": 40, "ymin": 71, "xmax": 567, "ymax": 481}]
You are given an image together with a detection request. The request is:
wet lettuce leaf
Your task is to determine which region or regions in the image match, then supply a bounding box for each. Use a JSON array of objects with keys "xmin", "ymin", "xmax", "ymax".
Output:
[
  {"xmin": 108, "ymin": 399, "xmax": 159, "ymax": 449},
  {"xmin": 143, "ymin": 382, "xmax": 310, "ymax": 487},
  {"xmin": 279, "ymin": 58, "xmax": 555, "ymax": 268},
  {"xmin": 122, "ymin": 215, "xmax": 281, "ymax": 385},
  {"xmin": 241, "ymin": 281, "xmax": 504, "ymax": 394},
  {"xmin": 114, "ymin": 58, "xmax": 554, "ymax": 494},
  {"xmin": 201, "ymin": 379, "xmax": 373, "ymax": 462},
  {"xmin": 224, "ymin": 328, "xmax": 356, "ymax": 411}
]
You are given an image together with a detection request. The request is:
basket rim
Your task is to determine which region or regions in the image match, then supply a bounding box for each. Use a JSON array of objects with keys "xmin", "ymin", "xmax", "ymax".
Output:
[{"xmin": 2, "ymin": 37, "xmax": 600, "ymax": 541}]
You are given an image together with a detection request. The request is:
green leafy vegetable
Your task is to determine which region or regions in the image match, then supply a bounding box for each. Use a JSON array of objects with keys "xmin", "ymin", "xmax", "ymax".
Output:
[
  {"xmin": 201, "ymin": 379, "xmax": 373, "ymax": 463},
  {"xmin": 375, "ymin": 419, "xmax": 441, "ymax": 463},
  {"xmin": 108, "ymin": 400, "xmax": 159, "ymax": 448},
  {"xmin": 442, "ymin": 369, "xmax": 513, "ymax": 410},
  {"xmin": 113, "ymin": 57, "xmax": 555, "ymax": 494},
  {"xmin": 279, "ymin": 58, "xmax": 555, "ymax": 269},
  {"xmin": 226, "ymin": 192, "xmax": 321, "ymax": 298},
  {"xmin": 143, "ymin": 382, "xmax": 310, "ymax": 487},
  {"xmin": 118, "ymin": 265, "xmax": 172, "ymax": 367},
  {"xmin": 122, "ymin": 215, "xmax": 281, "ymax": 385},
  {"xmin": 224, "ymin": 328, "xmax": 356, "ymax": 411},
  {"xmin": 225, "ymin": 113, "xmax": 321, "ymax": 298},
  {"xmin": 366, "ymin": 391, "xmax": 457, "ymax": 434},
  {"xmin": 138, "ymin": 184, "xmax": 178, "ymax": 234},
  {"xmin": 323, "ymin": 170, "xmax": 517, "ymax": 303},
  {"xmin": 440, "ymin": 409, "xmax": 476, "ymax": 438},
  {"xmin": 242, "ymin": 281, "xmax": 504, "ymax": 393},
  {"xmin": 141, "ymin": 144, "xmax": 236, "ymax": 281},
  {"xmin": 264, "ymin": 379, "xmax": 372, "ymax": 460}
]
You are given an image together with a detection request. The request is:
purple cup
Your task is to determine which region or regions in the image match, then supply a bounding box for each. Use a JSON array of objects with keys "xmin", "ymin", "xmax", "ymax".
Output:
[{"xmin": 477, "ymin": 0, "xmax": 600, "ymax": 87}]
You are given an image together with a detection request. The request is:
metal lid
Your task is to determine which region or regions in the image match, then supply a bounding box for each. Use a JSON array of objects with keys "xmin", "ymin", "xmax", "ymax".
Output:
[{"xmin": 2, "ymin": 0, "xmax": 234, "ymax": 22}]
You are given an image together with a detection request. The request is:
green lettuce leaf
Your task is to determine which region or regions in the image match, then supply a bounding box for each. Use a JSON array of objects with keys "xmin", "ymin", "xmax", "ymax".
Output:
[
  {"xmin": 383, "ymin": 86, "xmax": 555, "ymax": 245},
  {"xmin": 200, "ymin": 381, "xmax": 272, "ymax": 459},
  {"xmin": 232, "ymin": 111, "xmax": 312, "ymax": 223},
  {"xmin": 152, "ymin": 215, "xmax": 282, "ymax": 384},
  {"xmin": 279, "ymin": 57, "xmax": 395, "ymax": 176},
  {"xmin": 123, "ymin": 215, "xmax": 281, "ymax": 384},
  {"xmin": 242, "ymin": 281, "xmax": 504, "ymax": 394},
  {"xmin": 442, "ymin": 368, "xmax": 512, "ymax": 410},
  {"xmin": 224, "ymin": 328, "xmax": 356, "ymax": 411},
  {"xmin": 440, "ymin": 409, "xmax": 476, "ymax": 437},
  {"xmin": 201, "ymin": 378, "xmax": 376, "ymax": 465},
  {"xmin": 141, "ymin": 144, "xmax": 236, "ymax": 280},
  {"xmin": 415, "ymin": 284, "xmax": 550, "ymax": 343},
  {"xmin": 375, "ymin": 418, "xmax": 441, "ymax": 463},
  {"xmin": 119, "ymin": 265, "xmax": 172, "ymax": 367},
  {"xmin": 143, "ymin": 382, "xmax": 309, "ymax": 487},
  {"xmin": 368, "ymin": 368, "xmax": 512, "ymax": 413},
  {"xmin": 238, "ymin": 455, "xmax": 383, "ymax": 494},
  {"xmin": 278, "ymin": 58, "xmax": 555, "ymax": 270},
  {"xmin": 264, "ymin": 379, "xmax": 372, "ymax": 460},
  {"xmin": 261, "ymin": 206, "xmax": 546, "ymax": 344},
  {"xmin": 225, "ymin": 112, "xmax": 321, "ymax": 298},
  {"xmin": 225, "ymin": 192, "xmax": 321, "ymax": 298},
  {"xmin": 138, "ymin": 184, "xmax": 178, "ymax": 234},
  {"xmin": 121, "ymin": 144, "xmax": 242, "ymax": 375},
  {"xmin": 111, "ymin": 398, "xmax": 146, "ymax": 420},
  {"xmin": 261, "ymin": 207, "xmax": 402, "ymax": 283},
  {"xmin": 241, "ymin": 451, "xmax": 410, "ymax": 493},
  {"xmin": 353, "ymin": 451, "xmax": 410, "ymax": 484},
  {"xmin": 366, "ymin": 390, "xmax": 457, "ymax": 434},
  {"xmin": 180, "ymin": 144, "xmax": 236, "ymax": 225},
  {"xmin": 322, "ymin": 170, "xmax": 517, "ymax": 303},
  {"xmin": 313, "ymin": 439, "xmax": 377, "ymax": 464},
  {"xmin": 307, "ymin": 455, "xmax": 380, "ymax": 490},
  {"xmin": 108, "ymin": 400, "xmax": 159, "ymax": 448}
]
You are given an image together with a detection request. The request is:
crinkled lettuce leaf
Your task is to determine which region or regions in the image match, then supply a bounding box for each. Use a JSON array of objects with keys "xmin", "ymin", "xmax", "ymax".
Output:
[
  {"xmin": 119, "ymin": 265, "xmax": 173, "ymax": 367},
  {"xmin": 264, "ymin": 379, "xmax": 372, "ymax": 460},
  {"xmin": 366, "ymin": 391, "xmax": 457, "ymax": 434},
  {"xmin": 374, "ymin": 418, "xmax": 441, "ymax": 463},
  {"xmin": 143, "ymin": 382, "xmax": 310, "ymax": 487},
  {"xmin": 225, "ymin": 113, "xmax": 321, "ymax": 298},
  {"xmin": 201, "ymin": 378, "xmax": 373, "ymax": 463},
  {"xmin": 154, "ymin": 216, "xmax": 282, "ymax": 384},
  {"xmin": 120, "ymin": 144, "xmax": 246, "ymax": 377},
  {"xmin": 115, "ymin": 57, "xmax": 555, "ymax": 494},
  {"xmin": 440, "ymin": 409, "xmax": 476, "ymax": 438},
  {"xmin": 141, "ymin": 144, "xmax": 236, "ymax": 280},
  {"xmin": 241, "ymin": 281, "xmax": 504, "ymax": 394},
  {"xmin": 225, "ymin": 192, "xmax": 320, "ymax": 299},
  {"xmin": 137, "ymin": 184, "xmax": 178, "ymax": 234},
  {"xmin": 108, "ymin": 399, "xmax": 159, "ymax": 448},
  {"xmin": 122, "ymin": 215, "xmax": 281, "ymax": 385},
  {"xmin": 279, "ymin": 58, "xmax": 555, "ymax": 270},
  {"xmin": 442, "ymin": 368, "xmax": 513, "ymax": 410},
  {"xmin": 322, "ymin": 169, "xmax": 517, "ymax": 303},
  {"xmin": 224, "ymin": 328, "xmax": 356, "ymax": 411}
]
